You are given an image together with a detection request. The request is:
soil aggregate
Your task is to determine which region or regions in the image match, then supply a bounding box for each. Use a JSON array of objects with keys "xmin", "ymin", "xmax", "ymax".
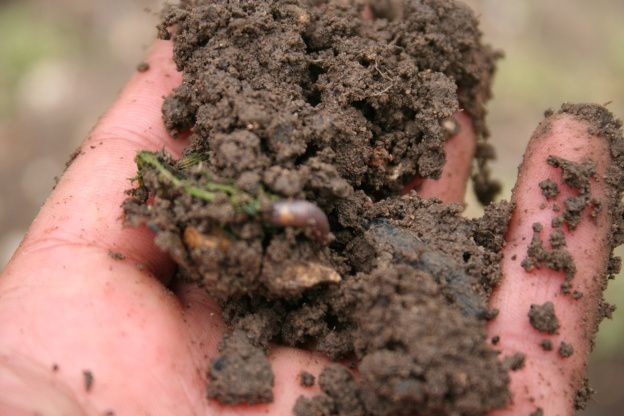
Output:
[
  {"xmin": 521, "ymin": 222, "xmax": 576, "ymax": 292},
  {"xmin": 502, "ymin": 352, "xmax": 526, "ymax": 371},
  {"xmin": 574, "ymin": 376, "xmax": 595, "ymax": 410},
  {"xmin": 540, "ymin": 339, "xmax": 553, "ymax": 351},
  {"xmin": 539, "ymin": 178, "xmax": 559, "ymax": 199},
  {"xmin": 528, "ymin": 302, "xmax": 560, "ymax": 334},
  {"xmin": 207, "ymin": 330, "xmax": 274, "ymax": 404},
  {"xmin": 558, "ymin": 341, "xmax": 574, "ymax": 358},
  {"xmin": 119, "ymin": 0, "xmax": 624, "ymax": 413},
  {"xmin": 107, "ymin": 250, "xmax": 126, "ymax": 261},
  {"xmin": 300, "ymin": 371, "xmax": 315, "ymax": 387}
]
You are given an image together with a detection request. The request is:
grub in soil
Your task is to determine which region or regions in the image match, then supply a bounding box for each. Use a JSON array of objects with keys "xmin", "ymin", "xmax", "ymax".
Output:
[
  {"xmin": 82, "ymin": 370, "xmax": 94, "ymax": 392},
  {"xmin": 122, "ymin": 0, "xmax": 624, "ymax": 413},
  {"xmin": 539, "ymin": 179, "xmax": 559, "ymax": 199},
  {"xmin": 558, "ymin": 341, "xmax": 574, "ymax": 358},
  {"xmin": 528, "ymin": 302, "xmax": 559, "ymax": 334},
  {"xmin": 300, "ymin": 371, "xmax": 315, "ymax": 387},
  {"xmin": 207, "ymin": 330, "xmax": 274, "ymax": 404},
  {"xmin": 107, "ymin": 250, "xmax": 126, "ymax": 261},
  {"xmin": 502, "ymin": 352, "xmax": 525, "ymax": 371},
  {"xmin": 539, "ymin": 339, "xmax": 553, "ymax": 351},
  {"xmin": 137, "ymin": 62, "xmax": 150, "ymax": 72}
]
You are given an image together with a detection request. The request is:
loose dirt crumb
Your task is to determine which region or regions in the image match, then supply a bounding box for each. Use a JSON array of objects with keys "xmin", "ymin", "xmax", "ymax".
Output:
[
  {"xmin": 107, "ymin": 250, "xmax": 126, "ymax": 261},
  {"xmin": 502, "ymin": 352, "xmax": 526, "ymax": 371},
  {"xmin": 294, "ymin": 365, "xmax": 363, "ymax": 416},
  {"xmin": 558, "ymin": 341, "xmax": 574, "ymax": 358},
  {"xmin": 528, "ymin": 302, "xmax": 560, "ymax": 334},
  {"xmin": 82, "ymin": 370, "xmax": 94, "ymax": 392},
  {"xmin": 574, "ymin": 377, "xmax": 595, "ymax": 410},
  {"xmin": 546, "ymin": 156, "xmax": 597, "ymax": 230},
  {"xmin": 207, "ymin": 330, "xmax": 274, "ymax": 404},
  {"xmin": 300, "ymin": 371, "xmax": 315, "ymax": 387},
  {"xmin": 521, "ymin": 223, "xmax": 576, "ymax": 289},
  {"xmin": 491, "ymin": 335, "xmax": 500, "ymax": 345},
  {"xmin": 539, "ymin": 179, "xmax": 559, "ymax": 199},
  {"xmin": 137, "ymin": 62, "xmax": 150, "ymax": 72},
  {"xmin": 52, "ymin": 363, "xmax": 59, "ymax": 372},
  {"xmin": 539, "ymin": 339, "xmax": 553, "ymax": 351}
]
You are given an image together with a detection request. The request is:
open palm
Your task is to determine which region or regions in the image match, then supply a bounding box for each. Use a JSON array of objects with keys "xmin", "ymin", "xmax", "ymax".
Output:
[{"xmin": 0, "ymin": 40, "xmax": 616, "ymax": 416}]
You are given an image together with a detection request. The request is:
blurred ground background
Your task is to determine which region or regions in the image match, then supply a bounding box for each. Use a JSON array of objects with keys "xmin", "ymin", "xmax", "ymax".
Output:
[{"xmin": 0, "ymin": 0, "xmax": 622, "ymax": 413}]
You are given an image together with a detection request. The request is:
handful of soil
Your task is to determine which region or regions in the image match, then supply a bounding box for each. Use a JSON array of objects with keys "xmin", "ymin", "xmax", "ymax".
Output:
[{"xmin": 124, "ymin": 0, "xmax": 512, "ymax": 414}]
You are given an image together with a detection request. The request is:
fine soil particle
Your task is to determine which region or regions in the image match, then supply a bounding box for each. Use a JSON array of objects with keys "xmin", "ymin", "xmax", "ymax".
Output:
[
  {"xmin": 539, "ymin": 179, "xmax": 559, "ymax": 199},
  {"xmin": 107, "ymin": 250, "xmax": 126, "ymax": 261},
  {"xmin": 300, "ymin": 371, "xmax": 315, "ymax": 387},
  {"xmin": 121, "ymin": 0, "xmax": 624, "ymax": 412},
  {"xmin": 137, "ymin": 62, "xmax": 150, "ymax": 72},
  {"xmin": 83, "ymin": 370, "xmax": 94, "ymax": 392},
  {"xmin": 528, "ymin": 302, "xmax": 560, "ymax": 334},
  {"xmin": 491, "ymin": 335, "xmax": 500, "ymax": 345},
  {"xmin": 540, "ymin": 339, "xmax": 553, "ymax": 351},
  {"xmin": 558, "ymin": 341, "xmax": 574, "ymax": 358}
]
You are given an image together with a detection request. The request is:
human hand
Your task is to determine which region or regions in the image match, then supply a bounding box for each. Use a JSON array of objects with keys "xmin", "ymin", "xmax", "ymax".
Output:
[{"xmin": 0, "ymin": 39, "xmax": 619, "ymax": 416}]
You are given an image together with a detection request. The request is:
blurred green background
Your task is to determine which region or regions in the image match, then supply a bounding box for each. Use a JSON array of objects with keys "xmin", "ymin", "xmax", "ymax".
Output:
[{"xmin": 0, "ymin": 1, "xmax": 622, "ymax": 413}]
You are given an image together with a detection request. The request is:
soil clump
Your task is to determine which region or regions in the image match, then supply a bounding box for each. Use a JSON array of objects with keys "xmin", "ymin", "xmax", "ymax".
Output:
[{"xmin": 528, "ymin": 302, "xmax": 560, "ymax": 334}]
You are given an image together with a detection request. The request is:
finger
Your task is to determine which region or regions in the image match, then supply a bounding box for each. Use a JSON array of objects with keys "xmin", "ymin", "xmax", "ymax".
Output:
[
  {"xmin": 487, "ymin": 106, "xmax": 623, "ymax": 415},
  {"xmin": 402, "ymin": 111, "xmax": 476, "ymax": 203},
  {"xmin": 7, "ymin": 40, "xmax": 184, "ymax": 280}
]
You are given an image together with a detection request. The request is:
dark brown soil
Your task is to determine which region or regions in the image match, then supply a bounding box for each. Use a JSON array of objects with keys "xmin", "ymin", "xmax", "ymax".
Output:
[
  {"xmin": 120, "ymin": 0, "xmax": 624, "ymax": 414},
  {"xmin": 540, "ymin": 339, "xmax": 553, "ymax": 351},
  {"xmin": 207, "ymin": 330, "xmax": 274, "ymax": 404},
  {"xmin": 502, "ymin": 352, "xmax": 526, "ymax": 371},
  {"xmin": 107, "ymin": 250, "xmax": 126, "ymax": 261},
  {"xmin": 574, "ymin": 376, "xmax": 595, "ymax": 411},
  {"xmin": 539, "ymin": 178, "xmax": 559, "ymax": 199},
  {"xmin": 528, "ymin": 302, "xmax": 560, "ymax": 334},
  {"xmin": 300, "ymin": 371, "xmax": 315, "ymax": 387},
  {"xmin": 558, "ymin": 341, "xmax": 574, "ymax": 358},
  {"xmin": 521, "ymin": 222, "xmax": 576, "ymax": 293}
]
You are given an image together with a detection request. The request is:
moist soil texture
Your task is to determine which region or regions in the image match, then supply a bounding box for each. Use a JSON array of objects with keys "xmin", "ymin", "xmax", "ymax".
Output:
[
  {"xmin": 528, "ymin": 301, "xmax": 560, "ymax": 334},
  {"xmin": 120, "ymin": 0, "xmax": 624, "ymax": 414}
]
